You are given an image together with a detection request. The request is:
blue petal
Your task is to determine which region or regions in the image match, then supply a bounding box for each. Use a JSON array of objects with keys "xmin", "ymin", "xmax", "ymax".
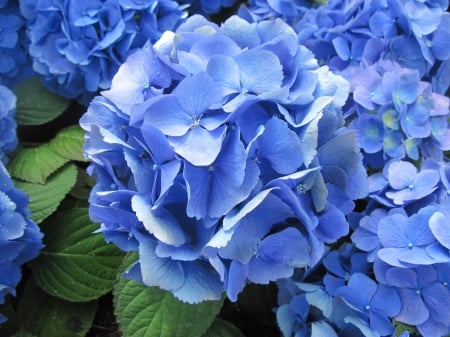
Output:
[
  {"xmin": 257, "ymin": 117, "xmax": 303, "ymax": 174},
  {"xmin": 172, "ymin": 261, "xmax": 223, "ymax": 303},
  {"xmin": 206, "ymin": 55, "xmax": 241, "ymax": 97},
  {"xmin": 190, "ymin": 33, "xmax": 240, "ymax": 59},
  {"xmin": 235, "ymin": 49, "xmax": 283, "ymax": 94},
  {"xmin": 221, "ymin": 15, "xmax": 261, "ymax": 49},
  {"xmin": 247, "ymin": 228, "xmax": 309, "ymax": 284},
  {"xmin": 423, "ymin": 282, "xmax": 450, "ymax": 324},
  {"xmin": 123, "ymin": 149, "xmax": 156, "ymax": 195},
  {"xmin": 144, "ymin": 95, "xmax": 193, "ymax": 136},
  {"xmin": 316, "ymin": 205, "xmax": 349, "ymax": 243},
  {"xmin": 226, "ymin": 261, "xmax": 248, "ymax": 302},
  {"xmin": 132, "ymin": 195, "xmax": 187, "ymax": 246},
  {"xmin": 276, "ymin": 304, "xmax": 297, "ymax": 337},
  {"xmin": 395, "ymin": 287, "xmax": 430, "ymax": 325},
  {"xmin": 169, "ymin": 125, "xmax": 226, "ymax": 166},
  {"xmin": 318, "ymin": 131, "xmax": 361, "ymax": 192},
  {"xmin": 429, "ymin": 212, "xmax": 450, "ymax": 249},
  {"xmin": 174, "ymin": 72, "xmax": 223, "ymax": 118},
  {"xmin": 218, "ymin": 193, "xmax": 293, "ymax": 264},
  {"xmin": 372, "ymin": 283, "xmax": 402, "ymax": 318},
  {"xmin": 184, "ymin": 130, "xmax": 255, "ymax": 219},
  {"xmin": 222, "ymin": 188, "xmax": 277, "ymax": 231},
  {"xmin": 387, "ymin": 161, "xmax": 417, "ymax": 190},
  {"xmin": 311, "ymin": 321, "xmax": 338, "ymax": 337},
  {"xmin": 103, "ymin": 45, "xmax": 171, "ymax": 114},
  {"xmin": 343, "ymin": 316, "xmax": 380, "ymax": 337},
  {"xmin": 136, "ymin": 234, "xmax": 185, "ymax": 291},
  {"xmin": 332, "ymin": 36, "xmax": 350, "ymax": 61}
]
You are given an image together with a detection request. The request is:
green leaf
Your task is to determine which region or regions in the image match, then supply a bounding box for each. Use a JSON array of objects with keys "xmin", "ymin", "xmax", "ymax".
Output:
[
  {"xmin": 114, "ymin": 270, "xmax": 224, "ymax": 337},
  {"xmin": 8, "ymin": 144, "xmax": 70, "ymax": 184},
  {"xmin": 13, "ymin": 77, "xmax": 70, "ymax": 126},
  {"xmin": 17, "ymin": 278, "xmax": 96, "ymax": 337},
  {"xmin": 201, "ymin": 318, "xmax": 245, "ymax": 337},
  {"xmin": 14, "ymin": 163, "xmax": 78, "ymax": 224},
  {"xmin": 31, "ymin": 207, "xmax": 125, "ymax": 302},
  {"xmin": 48, "ymin": 125, "xmax": 88, "ymax": 162},
  {"xmin": 393, "ymin": 321, "xmax": 418, "ymax": 336}
]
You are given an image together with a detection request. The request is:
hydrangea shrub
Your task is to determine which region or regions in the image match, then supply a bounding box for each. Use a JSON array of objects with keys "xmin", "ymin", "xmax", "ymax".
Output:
[{"xmin": 0, "ymin": 0, "xmax": 448, "ymax": 336}]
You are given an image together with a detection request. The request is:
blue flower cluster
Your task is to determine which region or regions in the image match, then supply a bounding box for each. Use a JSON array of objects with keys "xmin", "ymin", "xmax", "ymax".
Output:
[
  {"xmin": 345, "ymin": 61, "xmax": 450, "ymax": 164},
  {"xmin": 236, "ymin": 1, "xmax": 450, "ymax": 336},
  {"xmin": 0, "ymin": 86, "xmax": 43, "ymax": 323},
  {"xmin": 0, "ymin": 85, "xmax": 17, "ymax": 164},
  {"xmin": 0, "ymin": 162, "xmax": 44, "ymax": 324},
  {"xmin": 0, "ymin": 1, "xmax": 33, "ymax": 88},
  {"xmin": 19, "ymin": 0, "xmax": 188, "ymax": 103},
  {"xmin": 243, "ymin": 0, "xmax": 450, "ymax": 93},
  {"xmin": 80, "ymin": 14, "xmax": 367, "ymax": 304}
]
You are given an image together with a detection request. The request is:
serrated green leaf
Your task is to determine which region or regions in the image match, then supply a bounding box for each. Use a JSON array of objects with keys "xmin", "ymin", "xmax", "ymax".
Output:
[
  {"xmin": 48, "ymin": 125, "xmax": 88, "ymax": 162},
  {"xmin": 17, "ymin": 278, "xmax": 96, "ymax": 337},
  {"xmin": 13, "ymin": 77, "xmax": 70, "ymax": 126},
  {"xmin": 31, "ymin": 207, "xmax": 124, "ymax": 302},
  {"xmin": 14, "ymin": 164, "xmax": 77, "ymax": 224},
  {"xmin": 201, "ymin": 318, "xmax": 245, "ymax": 337},
  {"xmin": 8, "ymin": 144, "xmax": 69, "ymax": 184},
  {"xmin": 114, "ymin": 273, "xmax": 223, "ymax": 337}
]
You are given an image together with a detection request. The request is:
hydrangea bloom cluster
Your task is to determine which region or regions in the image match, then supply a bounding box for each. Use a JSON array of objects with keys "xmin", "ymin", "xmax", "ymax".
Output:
[
  {"xmin": 19, "ymin": 0, "xmax": 188, "ymax": 103},
  {"xmin": 0, "ymin": 1, "xmax": 33, "ymax": 87},
  {"xmin": 80, "ymin": 14, "xmax": 368, "ymax": 304},
  {"xmin": 0, "ymin": 162, "xmax": 44, "ymax": 324},
  {"xmin": 344, "ymin": 60, "xmax": 450, "ymax": 166},
  {"xmin": 242, "ymin": 0, "xmax": 450, "ymax": 93},
  {"xmin": 259, "ymin": 1, "xmax": 450, "ymax": 336},
  {"xmin": 0, "ymin": 86, "xmax": 43, "ymax": 323},
  {"xmin": 0, "ymin": 85, "xmax": 18, "ymax": 164}
]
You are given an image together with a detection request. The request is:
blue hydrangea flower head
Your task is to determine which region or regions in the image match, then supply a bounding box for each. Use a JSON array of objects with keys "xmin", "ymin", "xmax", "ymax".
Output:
[
  {"xmin": 81, "ymin": 13, "xmax": 367, "ymax": 303},
  {"xmin": 0, "ymin": 1, "xmax": 34, "ymax": 87},
  {"xmin": 20, "ymin": 0, "xmax": 188, "ymax": 103},
  {"xmin": 346, "ymin": 60, "xmax": 450, "ymax": 165},
  {"xmin": 0, "ymin": 161, "xmax": 44, "ymax": 323},
  {"xmin": 241, "ymin": 0, "xmax": 449, "ymax": 92},
  {"xmin": 0, "ymin": 84, "xmax": 17, "ymax": 164}
]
